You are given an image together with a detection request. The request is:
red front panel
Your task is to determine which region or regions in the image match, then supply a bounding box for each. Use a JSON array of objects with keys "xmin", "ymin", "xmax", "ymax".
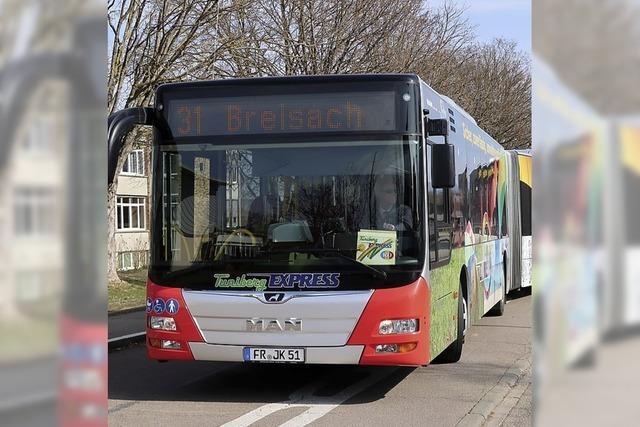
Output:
[
  {"xmin": 146, "ymin": 281, "xmax": 203, "ymax": 360},
  {"xmin": 59, "ymin": 316, "xmax": 108, "ymax": 427},
  {"xmin": 347, "ymin": 277, "xmax": 430, "ymax": 366}
]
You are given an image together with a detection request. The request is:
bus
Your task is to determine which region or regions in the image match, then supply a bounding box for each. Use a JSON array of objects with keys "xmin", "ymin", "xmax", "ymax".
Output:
[
  {"xmin": 505, "ymin": 150, "xmax": 532, "ymax": 292},
  {"xmin": 533, "ymin": 57, "xmax": 601, "ymax": 384},
  {"xmin": 0, "ymin": 17, "xmax": 107, "ymax": 427},
  {"xmin": 600, "ymin": 120, "xmax": 640, "ymax": 337},
  {"xmin": 108, "ymin": 74, "xmax": 518, "ymax": 366}
]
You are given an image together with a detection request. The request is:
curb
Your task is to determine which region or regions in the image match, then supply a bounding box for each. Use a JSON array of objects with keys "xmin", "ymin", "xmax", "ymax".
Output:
[
  {"xmin": 108, "ymin": 306, "xmax": 145, "ymax": 316},
  {"xmin": 108, "ymin": 332, "xmax": 146, "ymax": 351},
  {"xmin": 456, "ymin": 356, "xmax": 531, "ymax": 427}
]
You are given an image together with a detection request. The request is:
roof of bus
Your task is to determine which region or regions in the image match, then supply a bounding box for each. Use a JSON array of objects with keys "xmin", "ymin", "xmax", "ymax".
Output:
[{"xmin": 157, "ymin": 73, "xmax": 420, "ymax": 92}]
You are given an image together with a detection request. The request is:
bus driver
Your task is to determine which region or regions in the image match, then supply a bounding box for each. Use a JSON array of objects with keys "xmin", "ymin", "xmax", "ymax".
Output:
[{"xmin": 361, "ymin": 174, "xmax": 413, "ymax": 231}]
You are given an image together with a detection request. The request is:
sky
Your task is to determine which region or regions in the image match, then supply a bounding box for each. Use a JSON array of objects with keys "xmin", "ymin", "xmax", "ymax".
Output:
[{"xmin": 430, "ymin": 0, "xmax": 531, "ymax": 52}]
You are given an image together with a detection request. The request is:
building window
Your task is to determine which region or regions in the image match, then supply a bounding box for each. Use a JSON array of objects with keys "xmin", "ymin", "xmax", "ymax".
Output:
[
  {"xmin": 24, "ymin": 117, "xmax": 54, "ymax": 152},
  {"xmin": 14, "ymin": 187, "xmax": 57, "ymax": 236},
  {"xmin": 116, "ymin": 196, "xmax": 146, "ymax": 231},
  {"xmin": 120, "ymin": 252, "xmax": 134, "ymax": 271},
  {"xmin": 122, "ymin": 149, "xmax": 144, "ymax": 175},
  {"xmin": 15, "ymin": 270, "xmax": 60, "ymax": 302},
  {"xmin": 118, "ymin": 251, "xmax": 148, "ymax": 271}
]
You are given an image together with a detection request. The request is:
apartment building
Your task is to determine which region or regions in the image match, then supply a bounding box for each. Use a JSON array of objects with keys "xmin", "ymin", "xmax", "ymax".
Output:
[
  {"xmin": 0, "ymin": 83, "xmax": 67, "ymax": 320},
  {"xmin": 114, "ymin": 148, "xmax": 150, "ymax": 272}
]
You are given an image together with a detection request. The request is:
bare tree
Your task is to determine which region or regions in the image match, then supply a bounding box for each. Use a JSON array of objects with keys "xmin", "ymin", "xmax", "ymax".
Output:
[
  {"xmin": 452, "ymin": 39, "xmax": 531, "ymax": 149},
  {"xmin": 107, "ymin": 0, "xmax": 234, "ymax": 283},
  {"xmin": 415, "ymin": 1, "xmax": 476, "ymax": 88},
  {"xmin": 216, "ymin": 0, "xmax": 472, "ymax": 76}
]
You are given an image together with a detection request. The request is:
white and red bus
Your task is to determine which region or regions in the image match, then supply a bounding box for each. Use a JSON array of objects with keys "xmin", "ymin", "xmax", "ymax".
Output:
[{"xmin": 108, "ymin": 74, "xmax": 520, "ymax": 366}]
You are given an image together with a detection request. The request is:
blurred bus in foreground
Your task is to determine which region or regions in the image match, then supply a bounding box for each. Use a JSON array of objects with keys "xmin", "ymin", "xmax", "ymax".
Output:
[
  {"xmin": 533, "ymin": 57, "xmax": 602, "ymax": 384},
  {"xmin": 600, "ymin": 121, "xmax": 640, "ymax": 337}
]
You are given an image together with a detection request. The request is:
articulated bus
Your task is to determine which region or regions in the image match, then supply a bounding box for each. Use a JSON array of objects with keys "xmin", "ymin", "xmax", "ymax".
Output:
[
  {"xmin": 108, "ymin": 74, "xmax": 519, "ymax": 366},
  {"xmin": 506, "ymin": 150, "xmax": 532, "ymax": 292}
]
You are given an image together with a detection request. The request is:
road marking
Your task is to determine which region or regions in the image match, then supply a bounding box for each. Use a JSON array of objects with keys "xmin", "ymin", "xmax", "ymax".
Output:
[
  {"xmin": 221, "ymin": 369, "xmax": 392, "ymax": 427},
  {"xmin": 279, "ymin": 370, "xmax": 389, "ymax": 427},
  {"xmin": 108, "ymin": 332, "xmax": 145, "ymax": 343},
  {"xmin": 220, "ymin": 379, "xmax": 325, "ymax": 427}
]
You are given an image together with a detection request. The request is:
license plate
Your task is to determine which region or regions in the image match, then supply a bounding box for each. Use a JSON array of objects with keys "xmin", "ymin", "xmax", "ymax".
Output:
[{"xmin": 243, "ymin": 347, "xmax": 305, "ymax": 363}]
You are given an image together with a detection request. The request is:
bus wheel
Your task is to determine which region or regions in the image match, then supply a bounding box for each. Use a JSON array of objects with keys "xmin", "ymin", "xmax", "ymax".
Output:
[{"xmin": 434, "ymin": 285, "xmax": 466, "ymax": 363}]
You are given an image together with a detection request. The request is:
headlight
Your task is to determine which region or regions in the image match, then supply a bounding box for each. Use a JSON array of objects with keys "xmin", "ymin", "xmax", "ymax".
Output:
[
  {"xmin": 378, "ymin": 319, "xmax": 418, "ymax": 335},
  {"xmin": 149, "ymin": 316, "xmax": 177, "ymax": 331}
]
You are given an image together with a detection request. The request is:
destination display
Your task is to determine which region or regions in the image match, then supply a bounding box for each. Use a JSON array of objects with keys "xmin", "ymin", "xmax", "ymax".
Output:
[{"xmin": 166, "ymin": 91, "xmax": 397, "ymax": 137}]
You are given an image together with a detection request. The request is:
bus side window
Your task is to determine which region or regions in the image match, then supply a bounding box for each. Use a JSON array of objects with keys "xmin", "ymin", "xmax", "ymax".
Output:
[
  {"xmin": 427, "ymin": 145, "xmax": 436, "ymax": 263},
  {"xmin": 428, "ymin": 199, "xmax": 436, "ymax": 264},
  {"xmin": 427, "ymin": 144, "xmax": 453, "ymax": 267}
]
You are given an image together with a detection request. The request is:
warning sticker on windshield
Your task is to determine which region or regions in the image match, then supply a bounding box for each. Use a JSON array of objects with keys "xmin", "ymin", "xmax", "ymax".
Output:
[{"xmin": 356, "ymin": 229, "xmax": 397, "ymax": 265}]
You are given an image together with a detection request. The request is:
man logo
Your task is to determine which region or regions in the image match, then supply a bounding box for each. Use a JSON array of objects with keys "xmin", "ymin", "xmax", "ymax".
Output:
[
  {"xmin": 264, "ymin": 292, "xmax": 285, "ymax": 303},
  {"xmin": 246, "ymin": 318, "xmax": 302, "ymax": 332}
]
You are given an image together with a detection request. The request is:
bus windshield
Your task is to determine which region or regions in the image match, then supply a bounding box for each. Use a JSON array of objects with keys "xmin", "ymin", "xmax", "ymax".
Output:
[{"xmin": 151, "ymin": 137, "xmax": 425, "ymax": 289}]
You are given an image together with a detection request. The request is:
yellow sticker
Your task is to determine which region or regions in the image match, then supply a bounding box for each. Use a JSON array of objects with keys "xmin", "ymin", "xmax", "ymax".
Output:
[{"xmin": 356, "ymin": 229, "xmax": 397, "ymax": 265}]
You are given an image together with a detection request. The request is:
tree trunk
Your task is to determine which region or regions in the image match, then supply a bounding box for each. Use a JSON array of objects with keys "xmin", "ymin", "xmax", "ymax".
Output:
[{"xmin": 107, "ymin": 176, "xmax": 123, "ymax": 284}]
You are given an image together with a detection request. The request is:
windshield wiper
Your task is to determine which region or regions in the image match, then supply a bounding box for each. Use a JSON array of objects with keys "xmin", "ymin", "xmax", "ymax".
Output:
[{"xmin": 268, "ymin": 248, "xmax": 387, "ymax": 280}]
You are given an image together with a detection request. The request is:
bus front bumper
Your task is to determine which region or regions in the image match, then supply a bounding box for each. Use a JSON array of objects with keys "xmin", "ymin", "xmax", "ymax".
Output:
[{"xmin": 146, "ymin": 277, "xmax": 431, "ymax": 366}]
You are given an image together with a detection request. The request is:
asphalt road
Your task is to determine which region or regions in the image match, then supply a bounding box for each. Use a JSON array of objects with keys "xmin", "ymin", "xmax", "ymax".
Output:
[
  {"xmin": 108, "ymin": 289, "xmax": 532, "ymax": 427},
  {"xmin": 0, "ymin": 357, "xmax": 56, "ymax": 426},
  {"xmin": 109, "ymin": 308, "xmax": 146, "ymax": 339}
]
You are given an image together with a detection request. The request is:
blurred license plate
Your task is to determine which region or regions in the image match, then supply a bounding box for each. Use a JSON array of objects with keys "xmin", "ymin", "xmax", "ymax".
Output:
[{"xmin": 243, "ymin": 347, "xmax": 305, "ymax": 363}]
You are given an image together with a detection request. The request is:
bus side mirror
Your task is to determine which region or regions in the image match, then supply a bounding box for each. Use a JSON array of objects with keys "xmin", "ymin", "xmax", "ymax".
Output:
[
  {"xmin": 432, "ymin": 144, "xmax": 456, "ymax": 188},
  {"xmin": 108, "ymin": 107, "xmax": 155, "ymax": 185}
]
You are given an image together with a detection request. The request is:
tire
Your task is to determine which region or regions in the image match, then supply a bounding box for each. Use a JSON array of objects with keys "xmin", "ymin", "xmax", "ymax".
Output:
[{"xmin": 434, "ymin": 285, "xmax": 466, "ymax": 363}]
